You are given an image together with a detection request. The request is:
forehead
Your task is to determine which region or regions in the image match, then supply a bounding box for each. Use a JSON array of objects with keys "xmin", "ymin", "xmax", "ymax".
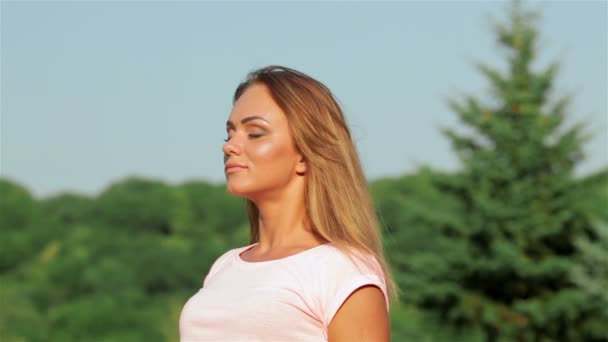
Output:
[{"xmin": 228, "ymin": 84, "xmax": 286, "ymax": 124}]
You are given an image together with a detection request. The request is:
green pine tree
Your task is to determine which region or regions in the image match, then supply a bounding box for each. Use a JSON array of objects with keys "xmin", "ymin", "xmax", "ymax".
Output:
[{"xmin": 386, "ymin": 1, "xmax": 607, "ymax": 340}]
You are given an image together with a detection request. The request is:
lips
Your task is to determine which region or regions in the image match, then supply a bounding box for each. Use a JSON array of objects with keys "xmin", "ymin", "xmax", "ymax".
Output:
[{"xmin": 224, "ymin": 162, "xmax": 248, "ymax": 173}]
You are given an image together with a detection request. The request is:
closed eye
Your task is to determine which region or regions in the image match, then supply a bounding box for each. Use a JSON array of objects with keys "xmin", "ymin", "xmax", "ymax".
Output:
[{"xmin": 224, "ymin": 133, "xmax": 264, "ymax": 142}]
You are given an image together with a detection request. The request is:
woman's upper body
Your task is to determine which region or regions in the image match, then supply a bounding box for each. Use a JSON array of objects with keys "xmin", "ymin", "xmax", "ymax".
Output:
[
  {"xmin": 179, "ymin": 242, "xmax": 389, "ymax": 341},
  {"xmin": 179, "ymin": 65, "xmax": 396, "ymax": 341}
]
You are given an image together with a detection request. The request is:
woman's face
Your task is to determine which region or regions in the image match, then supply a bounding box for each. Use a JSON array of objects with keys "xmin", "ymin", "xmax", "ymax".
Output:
[{"xmin": 223, "ymin": 83, "xmax": 306, "ymax": 198}]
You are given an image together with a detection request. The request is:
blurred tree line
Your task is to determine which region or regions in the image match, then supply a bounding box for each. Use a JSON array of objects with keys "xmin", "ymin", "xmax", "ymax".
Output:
[{"xmin": 1, "ymin": 2, "xmax": 606, "ymax": 341}]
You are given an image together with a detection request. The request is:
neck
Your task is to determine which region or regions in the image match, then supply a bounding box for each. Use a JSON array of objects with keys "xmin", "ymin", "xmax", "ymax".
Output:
[{"xmin": 250, "ymin": 178, "xmax": 322, "ymax": 253}]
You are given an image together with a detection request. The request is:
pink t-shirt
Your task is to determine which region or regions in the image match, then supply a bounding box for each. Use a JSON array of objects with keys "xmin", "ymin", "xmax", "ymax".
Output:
[{"xmin": 179, "ymin": 242, "xmax": 389, "ymax": 341}]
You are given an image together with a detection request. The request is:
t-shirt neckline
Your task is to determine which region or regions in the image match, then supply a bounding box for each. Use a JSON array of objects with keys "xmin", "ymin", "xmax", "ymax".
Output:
[{"xmin": 234, "ymin": 242, "xmax": 332, "ymax": 267}]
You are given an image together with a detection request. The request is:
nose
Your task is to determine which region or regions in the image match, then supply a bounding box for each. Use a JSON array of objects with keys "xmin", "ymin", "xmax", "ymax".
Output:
[{"xmin": 222, "ymin": 135, "xmax": 242, "ymax": 160}]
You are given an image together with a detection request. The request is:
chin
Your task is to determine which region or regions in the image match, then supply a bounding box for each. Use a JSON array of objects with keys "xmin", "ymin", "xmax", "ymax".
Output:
[
  {"xmin": 226, "ymin": 182, "xmax": 254, "ymax": 198},
  {"xmin": 226, "ymin": 181, "xmax": 271, "ymax": 202}
]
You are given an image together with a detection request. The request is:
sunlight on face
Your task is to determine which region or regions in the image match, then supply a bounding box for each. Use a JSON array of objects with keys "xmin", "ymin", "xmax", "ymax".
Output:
[{"xmin": 222, "ymin": 84, "xmax": 304, "ymax": 200}]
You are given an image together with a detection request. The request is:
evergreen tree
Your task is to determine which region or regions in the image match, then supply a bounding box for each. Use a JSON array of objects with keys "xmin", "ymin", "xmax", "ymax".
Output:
[{"xmin": 388, "ymin": 1, "xmax": 607, "ymax": 340}]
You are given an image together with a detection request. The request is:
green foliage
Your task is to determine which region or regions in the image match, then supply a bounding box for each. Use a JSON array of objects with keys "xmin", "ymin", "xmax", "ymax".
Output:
[
  {"xmin": 375, "ymin": 1, "xmax": 608, "ymax": 341},
  {"xmin": 94, "ymin": 177, "xmax": 176, "ymax": 234},
  {"xmin": 0, "ymin": 176, "xmax": 248, "ymax": 341},
  {"xmin": 0, "ymin": 178, "xmax": 36, "ymax": 230},
  {"xmin": 570, "ymin": 172, "xmax": 608, "ymax": 340},
  {"xmin": 0, "ymin": 179, "xmax": 39, "ymax": 272}
]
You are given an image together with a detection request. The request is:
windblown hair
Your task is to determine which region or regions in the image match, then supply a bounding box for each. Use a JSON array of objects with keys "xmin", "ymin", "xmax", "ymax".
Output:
[{"xmin": 233, "ymin": 65, "xmax": 398, "ymax": 302}]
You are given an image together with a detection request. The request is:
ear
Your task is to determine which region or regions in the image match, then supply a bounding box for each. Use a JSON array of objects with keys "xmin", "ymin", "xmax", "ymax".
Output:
[{"xmin": 295, "ymin": 155, "xmax": 307, "ymax": 175}]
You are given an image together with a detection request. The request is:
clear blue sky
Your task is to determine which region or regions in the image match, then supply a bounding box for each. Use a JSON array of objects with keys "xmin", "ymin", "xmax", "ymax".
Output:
[{"xmin": 1, "ymin": 1, "xmax": 606, "ymax": 198}]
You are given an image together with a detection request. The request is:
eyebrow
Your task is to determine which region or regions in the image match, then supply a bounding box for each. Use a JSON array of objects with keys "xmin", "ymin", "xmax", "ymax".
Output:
[{"xmin": 226, "ymin": 115, "xmax": 269, "ymax": 129}]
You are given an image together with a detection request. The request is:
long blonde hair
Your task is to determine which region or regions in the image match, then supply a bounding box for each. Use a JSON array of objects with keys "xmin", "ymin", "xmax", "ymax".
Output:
[{"xmin": 233, "ymin": 65, "xmax": 398, "ymax": 302}]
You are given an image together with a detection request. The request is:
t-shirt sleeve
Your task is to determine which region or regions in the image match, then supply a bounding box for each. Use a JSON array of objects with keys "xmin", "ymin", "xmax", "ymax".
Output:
[{"xmin": 305, "ymin": 247, "xmax": 390, "ymax": 330}]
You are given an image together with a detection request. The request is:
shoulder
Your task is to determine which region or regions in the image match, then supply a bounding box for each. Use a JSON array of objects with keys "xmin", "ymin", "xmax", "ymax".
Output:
[
  {"xmin": 295, "ymin": 244, "xmax": 389, "ymax": 332},
  {"xmin": 202, "ymin": 243, "xmax": 255, "ymax": 287},
  {"xmin": 314, "ymin": 244, "xmax": 385, "ymax": 278},
  {"xmin": 328, "ymin": 284, "xmax": 390, "ymax": 341},
  {"xmin": 304, "ymin": 245, "xmax": 387, "ymax": 297},
  {"xmin": 313, "ymin": 245, "xmax": 390, "ymax": 340},
  {"xmin": 215, "ymin": 243, "xmax": 254, "ymax": 266}
]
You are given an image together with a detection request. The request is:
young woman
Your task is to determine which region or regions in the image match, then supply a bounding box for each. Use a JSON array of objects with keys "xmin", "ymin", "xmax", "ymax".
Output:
[{"xmin": 179, "ymin": 65, "xmax": 397, "ymax": 341}]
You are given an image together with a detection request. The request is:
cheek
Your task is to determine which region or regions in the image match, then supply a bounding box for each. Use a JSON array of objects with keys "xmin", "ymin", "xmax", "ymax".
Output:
[{"xmin": 249, "ymin": 139, "xmax": 295, "ymax": 170}]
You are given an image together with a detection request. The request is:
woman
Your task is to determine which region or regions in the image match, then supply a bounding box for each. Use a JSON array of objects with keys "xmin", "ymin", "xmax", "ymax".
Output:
[{"xmin": 179, "ymin": 65, "xmax": 397, "ymax": 341}]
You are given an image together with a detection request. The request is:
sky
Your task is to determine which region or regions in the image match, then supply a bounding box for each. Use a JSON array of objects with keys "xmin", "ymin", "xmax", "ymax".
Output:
[{"xmin": 1, "ymin": 0, "xmax": 606, "ymax": 199}]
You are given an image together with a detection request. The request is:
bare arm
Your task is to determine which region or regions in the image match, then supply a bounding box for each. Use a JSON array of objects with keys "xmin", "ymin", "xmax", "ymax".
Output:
[{"xmin": 327, "ymin": 285, "xmax": 390, "ymax": 342}]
